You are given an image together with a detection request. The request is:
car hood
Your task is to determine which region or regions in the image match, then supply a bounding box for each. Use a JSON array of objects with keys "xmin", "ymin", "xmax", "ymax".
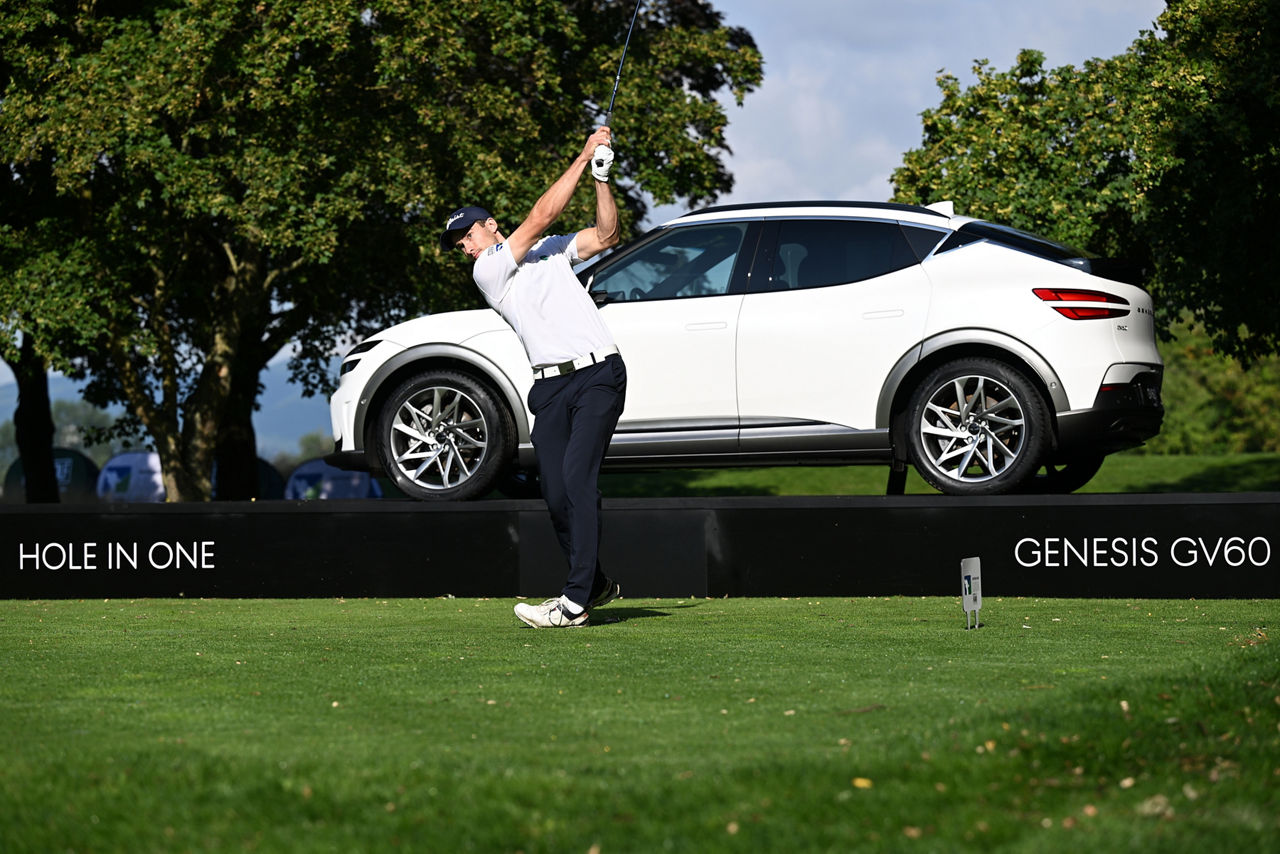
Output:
[{"xmin": 372, "ymin": 309, "xmax": 509, "ymax": 349}]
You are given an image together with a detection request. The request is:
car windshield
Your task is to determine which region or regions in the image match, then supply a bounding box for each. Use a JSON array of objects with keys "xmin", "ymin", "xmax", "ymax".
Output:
[{"xmin": 587, "ymin": 223, "xmax": 749, "ymax": 301}]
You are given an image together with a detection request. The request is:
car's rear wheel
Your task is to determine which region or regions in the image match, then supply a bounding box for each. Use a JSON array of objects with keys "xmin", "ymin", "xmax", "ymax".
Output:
[
  {"xmin": 905, "ymin": 358, "xmax": 1049, "ymax": 496},
  {"xmin": 374, "ymin": 370, "xmax": 514, "ymax": 501},
  {"xmin": 1019, "ymin": 453, "xmax": 1106, "ymax": 494}
]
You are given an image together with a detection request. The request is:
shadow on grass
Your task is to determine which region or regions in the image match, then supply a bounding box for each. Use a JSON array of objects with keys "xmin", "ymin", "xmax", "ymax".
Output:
[
  {"xmin": 592, "ymin": 600, "xmax": 705, "ymax": 626},
  {"xmin": 1117, "ymin": 456, "xmax": 1280, "ymax": 493}
]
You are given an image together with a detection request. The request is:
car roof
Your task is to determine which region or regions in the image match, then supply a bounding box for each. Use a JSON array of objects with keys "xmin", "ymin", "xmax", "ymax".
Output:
[{"xmin": 665, "ymin": 200, "xmax": 956, "ymax": 229}]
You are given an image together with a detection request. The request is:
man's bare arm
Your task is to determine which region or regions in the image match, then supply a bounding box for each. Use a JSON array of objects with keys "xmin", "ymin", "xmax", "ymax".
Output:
[
  {"xmin": 505, "ymin": 127, "xmax": 613, "ymax": 262},
  {"xmin": 574, "ymin": 174, "xmax": 620, "ymax": 261}
]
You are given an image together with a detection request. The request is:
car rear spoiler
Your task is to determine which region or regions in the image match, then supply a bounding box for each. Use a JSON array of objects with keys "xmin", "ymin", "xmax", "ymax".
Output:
[{"xmin": 1063, "ymin": 256, "xmax": 1146, "ymax": 287}]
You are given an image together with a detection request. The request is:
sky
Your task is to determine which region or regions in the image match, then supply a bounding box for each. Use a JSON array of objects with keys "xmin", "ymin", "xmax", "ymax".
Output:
[
  {"xmin": 647, "ymin": 0, "xmax": 1167, "ymax": 224},
  {"xmin": 2, "ymin": 0, "xmax": 1167, "ymax": 393}
]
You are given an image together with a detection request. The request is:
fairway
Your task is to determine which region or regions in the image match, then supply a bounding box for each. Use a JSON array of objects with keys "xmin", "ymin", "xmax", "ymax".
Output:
[{"xmin": 1, "ymin": 597, "xmax": 1276, "ymax": 852}]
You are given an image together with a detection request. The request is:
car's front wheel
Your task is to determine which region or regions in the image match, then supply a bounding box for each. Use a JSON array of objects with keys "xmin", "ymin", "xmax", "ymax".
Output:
[
  {"xmin": 374, "ymin": 370, "xmax": 514, "ymax": 501},
  {"xmin": 905, "ymin": 358, "xmax": 1049, "ymax": 496}
]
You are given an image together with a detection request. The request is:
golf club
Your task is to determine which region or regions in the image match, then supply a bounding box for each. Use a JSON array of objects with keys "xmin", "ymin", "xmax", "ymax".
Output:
[{"xmin": 594, "ymin": 0, "xmax": 643, "ymax": 176}]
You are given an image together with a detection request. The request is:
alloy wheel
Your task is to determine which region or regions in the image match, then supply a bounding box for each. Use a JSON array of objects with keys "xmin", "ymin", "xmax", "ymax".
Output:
[
  {"xmin": 917, "ymin": 373, "xmax": 1028, "ymax": 484},
  {"xmin": 387, "ymin": 384, "xmax": 489, "ymax": 492}
]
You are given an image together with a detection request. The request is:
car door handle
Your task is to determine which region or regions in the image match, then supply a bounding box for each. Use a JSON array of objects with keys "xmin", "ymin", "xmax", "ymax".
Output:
[
  {"xmin": 685, "ymin": 322, "xmax": 728, "ymax": 331},
  {"xmin": 862, "ymin": 309, "xmax": 904, "ymax": 320}
]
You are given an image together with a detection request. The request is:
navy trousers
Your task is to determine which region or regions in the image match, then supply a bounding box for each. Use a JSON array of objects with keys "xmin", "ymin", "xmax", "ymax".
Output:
[{"xmin": 527, "ymin": 354, "xmax": 627, "ymax": 609}]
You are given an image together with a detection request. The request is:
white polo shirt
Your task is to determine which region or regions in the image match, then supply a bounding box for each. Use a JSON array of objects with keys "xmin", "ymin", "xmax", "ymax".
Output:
[{"xmin": 473, "ymin": 233, "xmax": 616, "ymax": 370}]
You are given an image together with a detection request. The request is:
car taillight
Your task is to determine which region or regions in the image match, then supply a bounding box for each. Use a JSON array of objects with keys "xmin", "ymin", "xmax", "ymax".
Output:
[{"xmin": 1033, "ymin": 288, "xmax": 1130, "ymax": 320}]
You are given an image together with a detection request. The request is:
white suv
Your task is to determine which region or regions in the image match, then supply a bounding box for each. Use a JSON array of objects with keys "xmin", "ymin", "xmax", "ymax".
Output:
[{"xmin": 327, "ymin": 201, "xmax": 1163, "ymax": 499}]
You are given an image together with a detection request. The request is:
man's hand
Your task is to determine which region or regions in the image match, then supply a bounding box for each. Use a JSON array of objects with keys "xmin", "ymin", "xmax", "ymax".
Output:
[
  {"xmin": 591, "ymin": 144, "xmax": 614, "ymax": 182},
  {"xmin": 586, "ymin": 122, "xmax": 614, "ymax": 181},
  {"xmin": 588, "ymin": 123, "xmax": 615, "ymax": 182},
  {"xmin": 582, "ymin": 126, "xmax": 612, "ymax": 161}
]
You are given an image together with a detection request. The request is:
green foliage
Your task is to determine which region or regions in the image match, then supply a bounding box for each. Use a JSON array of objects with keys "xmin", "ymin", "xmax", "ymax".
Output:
[
  {"xmin": 1130, "ymin": 0, "xmax": 1280, "ymax": 362},
  {"xmin": 0, "ymin": 0, "xmax": 762, "ymax": 499},
  {"xmin": 892, "ymin": 0, "xmax": 1280, "ymax": 360},
  {"xmin": 1144, "ymin": 317, "xmax": 1280, "ymax": 454},
  {"xmin": 892, "ymin": 49, "xmax": 1142, "ymax": 258},
  {"xmin": 268, "ymin": 429, "xmax": 336, "ymax": 480},
  {"xmin": 49, "ymin": 400, "xmax": 145, "ymax": 467},
  {"xmin": 0, "ymin": 400, "xmax": 142, "ymax": 474},
  {"xmin": 0, "ymin": 421, "xmax": 13, "ymax": 475},
  {"xmin": 1, "ymin": 598, "xmax": 1275, "ymax": 851}
]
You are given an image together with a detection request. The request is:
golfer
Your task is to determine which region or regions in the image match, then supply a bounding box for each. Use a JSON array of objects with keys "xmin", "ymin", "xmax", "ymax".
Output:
[{"xmin": 441, "ymin": 126, "xmax": 627, "ymax": 628}]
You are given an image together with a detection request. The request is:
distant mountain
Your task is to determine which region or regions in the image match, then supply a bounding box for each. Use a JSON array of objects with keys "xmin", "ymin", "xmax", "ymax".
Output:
[{"xmin": 0, "ymin": 359, "xmax": 337, "ymax": 459}]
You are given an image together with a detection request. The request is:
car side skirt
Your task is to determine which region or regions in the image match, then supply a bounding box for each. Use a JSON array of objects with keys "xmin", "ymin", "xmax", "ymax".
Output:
[{"xmin": 513, "ymin": 420, "xmax": 894, "ymax": 471}]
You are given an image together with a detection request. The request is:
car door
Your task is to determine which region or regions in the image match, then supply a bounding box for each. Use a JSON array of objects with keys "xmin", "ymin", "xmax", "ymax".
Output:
[
  {"xmin": 584, "ymin": 221, "xmax": 757, "ymax": 455},
  {"xmin": 736, "ymin": 218, "xmax": 937, "ymax": 444}
]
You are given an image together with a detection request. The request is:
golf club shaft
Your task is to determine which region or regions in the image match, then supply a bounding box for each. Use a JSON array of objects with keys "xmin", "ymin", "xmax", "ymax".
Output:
[{"xmin": 604, "ymin": 0, "xmax": 643, "ymax": 124}]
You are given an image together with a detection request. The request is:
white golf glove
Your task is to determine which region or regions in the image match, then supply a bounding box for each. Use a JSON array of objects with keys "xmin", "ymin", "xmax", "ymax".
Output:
[{"xmin": 591, "ymin": 144, "xmax": 614, "ymax": 182}]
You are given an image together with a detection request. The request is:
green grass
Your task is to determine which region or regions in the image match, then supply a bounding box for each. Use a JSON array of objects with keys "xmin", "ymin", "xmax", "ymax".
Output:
[
  {"xmin": 594, "ymin": 452, "xmax": 1280, "ymax": 498},
  {"xmin": 1, "ymin": 597, "xmax": 1276, "ymax": 852}
]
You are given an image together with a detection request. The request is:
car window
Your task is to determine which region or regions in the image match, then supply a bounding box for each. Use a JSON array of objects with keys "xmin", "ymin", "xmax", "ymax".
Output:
[
  {"xmin": 901, "ymin": 225, "xmax": 947, "ymax": 260},
  {"xmin": 767, "ymin": 219, "xmax": 920, "ymax": 291},
  {"xmin": 589, "ymin": 223, "xmax": 749, "ymax": 302}
]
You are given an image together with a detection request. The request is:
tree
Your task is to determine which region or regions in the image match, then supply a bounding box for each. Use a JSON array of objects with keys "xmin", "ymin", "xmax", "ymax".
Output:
[
  {"xmin": 0, "ymin": 399, "xmax": 139, "ymax": 471},
  {"xmin": 1146, "ymin": 317, "xmax": 1280, "ymax": 454},
  {"xmin": 2, "ymin": 334, "xmax": 58, "ymax": 503},
  {"xmin": 269, "ymin": 429, "xmax": 337, "ymax": 482},
  {"xmin": 1129, "ymin": 0, "xmax": 1280, "ymax": 363},
  {"xmin": 0, "ymin": 151, "xmax": 112, "ymax": 504},
  {"xmin": 0, "ymin": 0, "xmax": 762, "ymax": 500},
  {"xmin": 892, "ymin": 0, "xmax": 1280, "ymax": 361},
  {"xmin": 890, "ymin": 49, "xmax": 1144, "ymax": 260}
]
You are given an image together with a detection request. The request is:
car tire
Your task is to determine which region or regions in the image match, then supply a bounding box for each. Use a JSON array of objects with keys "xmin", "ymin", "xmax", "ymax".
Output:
[
  {"xmin": 374, "ymin": 370, "xmax": 515, "ymax": 501},
  {"xmin": 1018, "ymin": 453, "xmax": 1106, "ymax": 494},
  {"xmin": 905, "ymin": 358, "xmax": 1049, "ymax": 496}
]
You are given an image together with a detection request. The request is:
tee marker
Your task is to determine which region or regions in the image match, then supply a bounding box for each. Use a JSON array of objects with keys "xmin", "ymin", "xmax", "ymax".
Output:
[{"xmin": 961, "ymin": 556, "xmax": 982, "ymax": 630}]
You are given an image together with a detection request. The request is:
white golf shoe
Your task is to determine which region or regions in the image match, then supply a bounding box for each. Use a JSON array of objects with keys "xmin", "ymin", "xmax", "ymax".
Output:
[{"xmin": 514, "ymin": 597, "xmax": 589, "ymax": 628}]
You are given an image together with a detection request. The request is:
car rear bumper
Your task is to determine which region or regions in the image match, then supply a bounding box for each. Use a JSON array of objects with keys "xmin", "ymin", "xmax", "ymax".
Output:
[{"xmin": 1056, "ymin": 366, "xmax": 1164, "ymax": 454}]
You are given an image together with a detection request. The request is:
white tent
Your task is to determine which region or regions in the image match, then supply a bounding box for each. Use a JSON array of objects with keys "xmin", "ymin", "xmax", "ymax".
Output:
[
  {"xmin": 284, "ymin": 458, "xmax": 383, "ymax": 500},
  {"xmin": 97, "ymin": 451, "xmax": 166, "ymax": 502}
]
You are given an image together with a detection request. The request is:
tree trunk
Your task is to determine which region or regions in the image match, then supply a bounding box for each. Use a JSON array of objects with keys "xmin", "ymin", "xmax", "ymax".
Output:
[
  {"xmin": 153, "ymin": 352, "xmax": 225, "ymax": 503},
  {"xmin": 215, "ymin": 356, "xmax": 261, "ymax": 500},
  {"xmin": 9, "ymin": 333, "xmax": 59, "ymax": 503}
]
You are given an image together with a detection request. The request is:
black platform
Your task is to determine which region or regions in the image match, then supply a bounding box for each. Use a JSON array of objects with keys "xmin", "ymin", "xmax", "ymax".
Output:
[{"xmin": 2, "ymin": 493, "xmax": 1276, "ymax": 599}]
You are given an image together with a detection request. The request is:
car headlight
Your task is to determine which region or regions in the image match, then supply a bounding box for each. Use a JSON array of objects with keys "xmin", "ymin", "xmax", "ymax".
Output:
[{"xmin": 340, "ymin": 339, "xmax": 382, "ymax": 375}]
